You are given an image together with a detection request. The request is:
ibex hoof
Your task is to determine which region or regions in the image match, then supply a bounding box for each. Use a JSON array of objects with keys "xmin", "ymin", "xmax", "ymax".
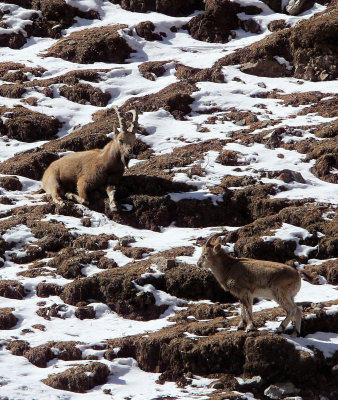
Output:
[
  {"xmin": 276, "ymin": 326, "xmax": 285, "ymax": 334},
  {"xmin": 237, "ymin": 322, "xmax": 245, "ymax": 331},
  {"xmin": 109, "ymin": 204, "xmax": 118, "ymax": 212},
  {"xmin": 245, "ymin": 324, "xmax": 256, "ymax": 333},
  {"xmin": 291, "ymin": 330, "xmax": 300, "ymax": 338}
]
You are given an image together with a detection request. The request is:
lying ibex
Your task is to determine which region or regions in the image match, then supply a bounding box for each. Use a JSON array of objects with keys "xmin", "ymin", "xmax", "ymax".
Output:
[
  {"xmin": 197, "ymin": 234, "xmax": 302, "ymax": 336},
  {"xmin": 42, "ymin": 107, "xmax": 138, "ymax": 211}
]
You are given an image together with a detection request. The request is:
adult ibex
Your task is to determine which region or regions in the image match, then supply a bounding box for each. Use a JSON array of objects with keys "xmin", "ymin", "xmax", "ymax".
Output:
[
  {"xmin": 197, "ymin": 234, "xmax": 302, "ymax": 336},
  {"xmin": 42, "ymin": 107, "xmax": 138, "ymax": 211}
]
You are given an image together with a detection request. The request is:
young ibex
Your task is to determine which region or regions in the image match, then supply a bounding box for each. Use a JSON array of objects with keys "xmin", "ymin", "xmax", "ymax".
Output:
[
  {"xmin": 42, "ymin": 107, "xmax": 138, "ymax": 211},
  {"xmin": 197, "ymin": 234, "xmax": 302, "ymax": 336}
]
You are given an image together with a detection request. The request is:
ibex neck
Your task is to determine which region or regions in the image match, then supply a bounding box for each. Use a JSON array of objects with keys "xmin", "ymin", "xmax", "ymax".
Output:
[
  {"xmin": 101, "ymin": 140, "xmax": 121, "ymax": 167},
  {"xmin": 210, "ymin": 250, "xmax": 234, "ymax": 280}
]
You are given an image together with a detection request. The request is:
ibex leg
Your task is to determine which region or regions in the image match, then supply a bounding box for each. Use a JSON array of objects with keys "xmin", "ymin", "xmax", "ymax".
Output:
[
  {"xmin": 276, "ymin": 293, "xmax": 298, "ymax": 334},
  {"xmin": 106, "ymin": 185, "xmax": 117, "ymax": 211},
  {"xmin": 241, "ymin": 293, "xmax": 255, "ymax": 332}
]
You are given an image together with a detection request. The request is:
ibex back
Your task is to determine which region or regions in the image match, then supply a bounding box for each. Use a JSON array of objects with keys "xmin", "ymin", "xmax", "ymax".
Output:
[
  {"xmin": 197, "ymin": 234, "xmax": 302, "ymax": 336},
  {"xmin": 42, "ymin": 107, "xmax": 138, "ymax": 211}
]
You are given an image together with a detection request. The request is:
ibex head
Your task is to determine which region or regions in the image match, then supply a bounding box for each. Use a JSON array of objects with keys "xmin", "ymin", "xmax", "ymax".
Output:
[
  {"xmin": 114, "ymin": 106, "xmax": 138, "ymax": 168},
  {"xmin": 197, "ymin": 233, "xmax": 223, "ymax": 269}
]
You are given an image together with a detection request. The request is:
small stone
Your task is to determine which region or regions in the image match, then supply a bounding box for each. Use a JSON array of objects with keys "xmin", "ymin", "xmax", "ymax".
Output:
[
  {"xmin": 278, "ymin": 169, "xmax": 306, "ymax": 184},
  {"xmin": 211, "ymin": 381, "xmax": 225, "ymax": 389},
  {"xmin": 261, "ymin": 120, "xmax": 270, "ymax": 128},
  {"xmin": 264, "ymin": 382, "xmax": 299, "ymax": 399},
  {"xmin": 119, "ymin": 236, "xmax": 136, "ymax": 247},
  {"xmin": 248, "ymin": 115, "xmax": 258, "ymax": 122},
  {"xmin": 235, "ymin": 119, "xmax": 246, "ymax": 126},
  {"xmin": 258, "ymin": 82, "xmax": 267, "ymax": 88},
  {"xmin": 237, "ymin": 375, "xmax": 264, "ymax": 390}
]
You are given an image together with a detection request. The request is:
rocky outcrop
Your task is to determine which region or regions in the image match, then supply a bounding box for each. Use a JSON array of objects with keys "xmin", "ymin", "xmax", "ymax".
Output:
[
  {"xmin": 44, "ymin": 25, "xmax": 133, "ymax": 64},
  {"xmin": 215, "ymin": 6, "xmax": 338, "ymax": 81},
  {"xmin": 59, "ymin": 83, "xmax": 111, "ymax": 107},
  {"xmin": 186, "ymin": 0, "xmax": 240, "ymax": 43},
  {"xmin": 43, "ymin": 362, "xmax": 109, "ymax": 392},
  {"xmin": 110, "ymin": 0, "xmax": 204, "ymax": 16},
  {"xmin": 0, "ymin": 106, "xmax": 62, "ymax": 142}
]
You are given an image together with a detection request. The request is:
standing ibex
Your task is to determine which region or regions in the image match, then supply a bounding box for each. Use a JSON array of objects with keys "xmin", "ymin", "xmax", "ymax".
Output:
[
  {"xmin": 42, "ymin": 107, "xmax": 138, "ymax": 211},
  {"xmin": 197, "ymin": 234, "xmax": 302, "ymax": 336}
]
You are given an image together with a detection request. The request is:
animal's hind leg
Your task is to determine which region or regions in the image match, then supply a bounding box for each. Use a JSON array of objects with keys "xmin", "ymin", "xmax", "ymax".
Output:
[
  {"xmin": 275, "ymin": 292, "xmax": 296, "ymax": 334},
  {"xmin": 43, "ymin": 175, "xmax": 65, "ymax": 206},
  {"xmin": 292, "ymin": 303, "xmax": 302, "ymax": 337}
]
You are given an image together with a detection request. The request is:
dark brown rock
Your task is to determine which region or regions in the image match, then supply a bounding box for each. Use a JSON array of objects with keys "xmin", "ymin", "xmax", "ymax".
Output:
[
  {"xmin": 139, "ymin": 61, "xmax": 168, "ymax": 81},
  {"xmin": 59, "ymin": 83, "xmax": 111, "ymax": 107},
  {"xmin": 0, "ymin": 84, "xmax": 26, "ymax": 98},
  {"xmin": 25, "ymin": 341, "xmax": 82, "ymax": 367},
  {"xmin": 136, "ymin": 21, "xmax": 162, "ymax": 41},
  {"xmin": 2, "ymin": 0, "xmax": 100, "ymax": 41},
  {"xmin": 0, "ymin": 280, "xmax": 27, "ymax": 299},
  {"xmin": 0, "ymin": 150, "xmax": 59, "ymax": 180},
  {"xmin": 215, "ymin": 6, "xmax": 338, "ymax": 81},
  {"xmin": 268, "ymin": 19, "xmax": 290, "ymax": 32},
  {"xmin": 0, "ymin": 106, "xmax": 61, "ymax": 142},
  {"xmin": 36, "ymin": 282, "xmax": 63, "ymax": 298},
  {"xmin": 187, "ymin": 0, "xmax": 240, "ymax": 43},
  {"xmin": 122, "ymin": 81, "xmax": 197, "ymax": 120},
  {"xmin": 240, "ymin": 59, "xmax": 291, "ymax": 78},
  {"xmin": 110, "ymin": 0, "xmax": 204, "ymax": 17},
  {"xmin": 234, "ymin": 237, "xmax": 298, "ymax": 263},
  {"xmin": 0, "ymin": 31, "xmax": 27, "ymax": 49},
  {"xmin": 43, "ymin": 362, "xmax": 109, "ymax": 392},
  {"xmin": 75, "ymin": 306, "xmax": 96, "ymax": 320},
  {"xmin": 306, "ymin": 260, "xmax": 338, "ymax": 285},
  {"xmin": 0, "ymin": 308, "xmax": 18, "ymax": 329},
  {"xmin": 44, "ymin": 25, "xmax": 133, "ymax": 64},
  {"xmin": 0, "ymin": 176, "xmax": 22, "ymax": 191},
  {"xmin": 175, "ymin": 64, "xmax": 225, "ymax": 83}
]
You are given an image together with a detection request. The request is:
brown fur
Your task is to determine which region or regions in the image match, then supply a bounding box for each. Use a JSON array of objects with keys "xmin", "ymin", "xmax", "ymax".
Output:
[
  {"xmin": 41, "ymin": 107, "xmax": 137, "ymax": 211},
  {"xmin": 197, "ymin": 234, "xmax": 302, "ymax": 335}
]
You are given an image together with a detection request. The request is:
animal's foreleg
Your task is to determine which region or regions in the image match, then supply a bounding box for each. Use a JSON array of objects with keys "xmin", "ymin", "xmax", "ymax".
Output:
[
  {"xmin": 237, "ymin": 303, "xmax": 248, "ymax": 330},
  {"xmin": 106, "ymin": 185, "xmax": 117, "ymax": 211},
  {"xmin": 65, "ymin": 192, "xmax": 89, "ymax": 205}
]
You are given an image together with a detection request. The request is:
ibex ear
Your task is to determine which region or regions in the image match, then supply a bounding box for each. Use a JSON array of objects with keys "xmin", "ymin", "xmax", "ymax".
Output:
[
  {"xmin": 113, "ymin": 125, "xmax": 119, "ymax": 137},
  {"xmin": 213, "ymin": 236, "xmax": 222, "ymax": 254},
  {"xmin": 213, "ymin": 243, "xmax": 222, "ymax": 254}
]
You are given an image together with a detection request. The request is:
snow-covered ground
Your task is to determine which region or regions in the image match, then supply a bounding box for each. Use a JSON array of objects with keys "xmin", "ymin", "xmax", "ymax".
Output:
[{"xmin": 0, "ymin": 1, "xmax": 337, "ymax": 399}]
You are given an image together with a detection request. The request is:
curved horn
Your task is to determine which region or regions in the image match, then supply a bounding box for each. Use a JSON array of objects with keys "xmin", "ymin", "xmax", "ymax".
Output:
[
  {"xmin": 205, "ymin": 232, "xmax": 224, "ymax": 247},
  {"xmin": 114, "ymin": 106, "xmax": 127, "ymax": 133},
  {"xmin": 128, "ymin": 109, "xmax": 138, "ymax": 134}
]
